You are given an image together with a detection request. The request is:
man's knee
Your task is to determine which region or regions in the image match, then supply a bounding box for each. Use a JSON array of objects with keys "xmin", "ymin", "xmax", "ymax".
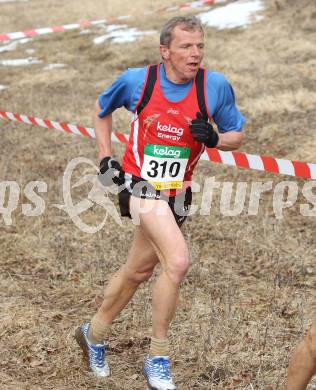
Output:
[{"xmin": 164, "ymin": 253, "xmax": 190, "ymax": 284}]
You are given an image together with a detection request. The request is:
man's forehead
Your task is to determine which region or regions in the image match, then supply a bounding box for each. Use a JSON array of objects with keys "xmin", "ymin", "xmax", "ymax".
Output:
[{"xmin": 171, "ymin": 25, "xmax": 204, "ymax": 41}]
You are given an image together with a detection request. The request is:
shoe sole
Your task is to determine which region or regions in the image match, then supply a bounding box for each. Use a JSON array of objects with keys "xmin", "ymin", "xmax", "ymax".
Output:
[
  {"xmin": 143, "ymin": 369, "xmax": 176, "ymax": 390},
  {"xmin": 146, "ymin": 382, "xmax": 176, "ymax": 390},
  {"xmin": 75, "ymin": 327, "xmax": 89, "ymax": 359},
  {"xmin": 75, "ymin": 327, "xmax": 94, "ymax": 374}
]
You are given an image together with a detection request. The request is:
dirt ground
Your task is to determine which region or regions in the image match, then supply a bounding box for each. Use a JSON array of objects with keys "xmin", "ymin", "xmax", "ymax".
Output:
[{"xmin": 0, "ymin": 0, "xmax": 315, "ymax": 389}]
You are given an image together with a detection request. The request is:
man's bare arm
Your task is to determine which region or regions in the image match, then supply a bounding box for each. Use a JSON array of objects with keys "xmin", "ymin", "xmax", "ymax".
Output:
[
  {"xmin": 217, "ymin": 130, "xmax": 244, "ymax": 151},
  {"xmin": 93, "ymin": 100, "xmax": 113, "ymax": 161}
]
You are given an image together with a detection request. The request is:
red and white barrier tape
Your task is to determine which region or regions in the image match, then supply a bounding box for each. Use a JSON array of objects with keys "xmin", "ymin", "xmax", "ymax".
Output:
[
  {"xmin": 0, "ymin": 20, "xmax": 106, "ymax": 42},
  {"xmin": 0, "ymin": 0, "xmax": 216, "ymax": 42},
  {"xmin": 1, "ymin": 110, "xmax": 315, "ymax": 180}
]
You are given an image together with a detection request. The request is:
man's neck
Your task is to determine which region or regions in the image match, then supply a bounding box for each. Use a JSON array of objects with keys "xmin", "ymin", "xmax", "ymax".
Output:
[{"xmin": 162, "ymin": 63, "xmax": 192, "ymax": 85}]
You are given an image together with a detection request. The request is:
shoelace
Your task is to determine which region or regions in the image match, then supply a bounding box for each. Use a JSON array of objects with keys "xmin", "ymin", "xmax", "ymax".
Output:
[
  {"xmin": 89, "ymin": 345, "xmax": 105, "ymax": 368},
  {"xmin": 151, "ymin": 358, "xmax": 171, "ymax": 380}
]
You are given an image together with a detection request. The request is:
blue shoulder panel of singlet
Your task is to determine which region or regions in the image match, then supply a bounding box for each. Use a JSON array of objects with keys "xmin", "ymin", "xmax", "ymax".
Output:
[{"xmin": 98, "ymin": 65, "xmax": 245, "ymax": 132}]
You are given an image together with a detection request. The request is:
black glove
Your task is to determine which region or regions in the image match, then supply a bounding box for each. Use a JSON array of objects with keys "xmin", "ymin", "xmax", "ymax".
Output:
[
  {"xmin": 98, "ymin": 156, "xmax": 124, "ymax": 186},
  {"xmin": 189, "ymin": 112, "xmax": 219, "ymax": 148}
]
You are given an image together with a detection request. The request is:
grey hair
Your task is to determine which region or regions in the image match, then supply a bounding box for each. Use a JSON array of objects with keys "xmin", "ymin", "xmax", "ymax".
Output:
[{"xmin": 160, "ymin": 16, "xmax": 204, "ymax": 47}]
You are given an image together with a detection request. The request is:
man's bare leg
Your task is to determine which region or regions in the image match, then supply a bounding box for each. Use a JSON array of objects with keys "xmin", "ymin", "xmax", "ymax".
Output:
[
  {"xmin": 92, "ymin": 226, "xmax": 159, "ymax": 327},
  {"xmin": 130, "ymin": 197, "xmax": 190, "ymax": 341},
  {"xmin": 75, "ymin": 224, "xmax": 159, "ymax": 378},
  {"xmin": 287, "ymin": 319, "xmax": 316, "ymax": 390}
]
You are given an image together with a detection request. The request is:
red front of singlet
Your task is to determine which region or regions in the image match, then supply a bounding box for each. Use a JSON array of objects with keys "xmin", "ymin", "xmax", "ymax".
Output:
[{"xmin": 122, "ymin": 64, "xmax": 207, "ymax": 196}]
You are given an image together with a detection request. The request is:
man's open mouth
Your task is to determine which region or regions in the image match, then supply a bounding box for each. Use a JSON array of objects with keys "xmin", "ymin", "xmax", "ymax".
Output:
[{"xmin": 187, "ymin": 62, "xmax": 199, "ymax": 69}]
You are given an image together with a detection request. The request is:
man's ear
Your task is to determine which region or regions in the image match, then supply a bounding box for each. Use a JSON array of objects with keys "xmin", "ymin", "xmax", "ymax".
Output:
[{"xmin": 160, "ymin": 45, "xmax": 169, "ymax": 60}]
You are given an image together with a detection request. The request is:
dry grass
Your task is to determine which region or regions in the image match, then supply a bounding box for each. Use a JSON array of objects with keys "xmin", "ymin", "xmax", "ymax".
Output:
[{"xmin": 0, "ymin": 0, "xmax": 316, "ymax": 389}]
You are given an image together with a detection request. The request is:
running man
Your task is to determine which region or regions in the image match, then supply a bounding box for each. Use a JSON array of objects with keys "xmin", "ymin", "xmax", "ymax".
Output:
[{"xmin": 75, "ymin": 16, "xmax": 245, "ymax": 390}]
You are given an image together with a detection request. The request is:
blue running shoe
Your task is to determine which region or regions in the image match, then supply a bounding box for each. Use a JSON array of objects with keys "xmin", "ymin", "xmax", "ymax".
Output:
[
  {"xmin": 144, "ymin": 355, "xmax": 176, "ymax": 390},
  {"xmin": 75, "ymin": 322, "xmax": 110, "ymax": 378}
]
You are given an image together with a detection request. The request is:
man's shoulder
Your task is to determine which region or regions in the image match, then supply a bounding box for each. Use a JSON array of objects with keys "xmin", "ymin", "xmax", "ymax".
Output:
[
  {"xmin": 205, "ymin": 69, "xmax": 228, "ymax": 88},
  {"xmin": 119, "ymin": 66, "xmax": 148, "ymax": 85}
]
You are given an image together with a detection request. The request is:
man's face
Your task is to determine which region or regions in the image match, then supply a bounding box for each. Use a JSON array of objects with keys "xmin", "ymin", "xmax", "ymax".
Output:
[{"xmin": 160, "ymin": 25, "xmax": 204, "ymax": 83}]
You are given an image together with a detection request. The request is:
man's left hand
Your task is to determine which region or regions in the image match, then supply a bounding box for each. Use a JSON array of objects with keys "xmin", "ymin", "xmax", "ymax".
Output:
[
  {"xmin": 189, "ymin": 112, "xmax": 219, "ymax": 148},
  {"xmin": 98, "ymin": 156, "xmax": 124, "ymax": 187}
]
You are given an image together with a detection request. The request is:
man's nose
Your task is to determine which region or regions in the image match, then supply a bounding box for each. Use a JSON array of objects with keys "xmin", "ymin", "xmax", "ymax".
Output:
[{"xmin": 190, "ymin": 45, "xmax": 201, "ymax": 56}]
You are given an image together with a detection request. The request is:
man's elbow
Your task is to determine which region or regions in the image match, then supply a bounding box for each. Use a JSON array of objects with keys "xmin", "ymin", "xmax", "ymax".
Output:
[
  {"xmin": 221, "ymin": 130, "xmax": 244, "ymax": 150},
  {"xmin": 233, "ymin": 130, "xmax": 244, "ymax": 149},
  {"xmin": 94, "ymin": 99, "xmax": 112, "ymax": 121}
]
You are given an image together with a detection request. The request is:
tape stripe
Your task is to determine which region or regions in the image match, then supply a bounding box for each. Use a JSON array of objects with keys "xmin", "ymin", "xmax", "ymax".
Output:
[
  {"xmin": 28, "ymin": 116, "xmax": 38, "ymax": 126},
  {"xmin": 52, "ymin": 25, "xmax": 66, "ymax": 32},
  {"xmin": 43, "ymin": 119, "xmax": 54, "ymax": 129},
  {"xmin": 114, "ymin": 131, "xmax": 128, "ymax": 145},
  {"xmin": 20, "ymin": 114, "xmax": 32, "ymax": 125},
  {"xmin": 276, "ymin": 158, "xmax": 295, "ymax": 177},
  {"xmin": 60, "ymin": 123, "xmax": 72, "ymax": 134},
  {"xmin": 68, "ymin": 123, "xmax": 83, "ymax": 135},
  {"xmin": 77, "ymin": 125, "xmax": 92, "ymax": 138},
  {"xmin": 36, "ymin": 118, "xmax": 48, "ymax": 128},
  {"xmin": 5, "ymin": 112, "xmax": 15, "ymax": 120},
  {"xmin": 307, "ymin": 164, "xmax": 316, "ymax": 180},
  {"xmin": 84, "ymin": 127, "xmax": 95, "ymax": 138},
  {"xmin": 218, "ymin": 150, "xmax": 235, "ymax": 166},
  {"xmin": 64, "ymin": 24, "xmax": 81, "ymax": 30},
  {"xmin": 262, "ymin": 156, "xmax": 279, "ymax": 174},
  {"xmin": 50, "ymin": 121, "xmax": 64, "ymax": 132},
  {"xmin": 292, "ymin": 161, "xmax": 311, "ymax": 179},
  {"xmin": 233, "ymin": 151, "xmax": 250, "ymax": 169},
  {"xmin": 247, "ymin": 153, "xmax": 265, "ymax": 171},
  {"xmin": 0, "ymin": 110, "xmax": 314, "ymax": 179},
  {"xmin": 206, "ymin": 148, "xmax": 222, "ymax": 163},
  {"xmin": 7, "ymin": 32, "xmax": 25, "ymax": 40}
]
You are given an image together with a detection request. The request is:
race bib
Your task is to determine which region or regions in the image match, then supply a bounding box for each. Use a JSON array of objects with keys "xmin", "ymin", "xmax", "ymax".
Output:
[{"xmin": 141, "ymin": 144, "xmax": 190, "ymax": 190}]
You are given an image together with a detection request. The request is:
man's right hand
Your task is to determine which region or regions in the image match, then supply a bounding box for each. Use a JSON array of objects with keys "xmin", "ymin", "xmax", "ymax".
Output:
[{"xmin": 98, "ymin": 156, "xmax": 124, "ymax": 186}]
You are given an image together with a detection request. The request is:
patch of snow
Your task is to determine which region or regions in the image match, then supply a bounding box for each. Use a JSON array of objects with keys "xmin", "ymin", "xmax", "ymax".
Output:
[
  {"xmin": 106, "ymin": 24, "xmax": 127, "ymax": 33},
  {"xmin": 94, "ymin": 26, "xmax": 156, "ymax": 45},
  {"xmin": 43, "ymin": 63, "xmax": 66, "ymax": 70},
  {"xmin": 0, "ymin": 85, "xmax": 8, "ymax": 90},
  {"xmin": 0, "ymin": 41, "xmax": 18, "ymax": 53},
  {"xmin": 198, "ymin": 0, "xmax": 264, "ymax": 29},
  {"xmin": 116, "ymin": 15, "xmax": 131, "ymax": 21},
  {"xmin": 79, "ymin": 29, "xmax": 92, "ymax": 35},
  {"xmin": 0, "ymin": 57, "xmax": 42, "ymax": 66},
  {"xmin": 95, "ymin": 23, "xmax": 107, "ymax": 30},
  {"xmin": 0, "ymin": 37, "xmax": 32, "ymax": 53}
]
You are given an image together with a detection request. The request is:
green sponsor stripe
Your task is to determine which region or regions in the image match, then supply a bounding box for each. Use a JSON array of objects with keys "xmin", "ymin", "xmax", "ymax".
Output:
[{"xmin": 144, "ymin": 144, "xmax": 190, "ymax": 159}]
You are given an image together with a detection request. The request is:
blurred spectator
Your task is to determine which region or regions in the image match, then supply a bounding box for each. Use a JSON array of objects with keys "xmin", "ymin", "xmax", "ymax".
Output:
[{"xmin": 287, "ymin": 318, "xmax": 316, "ymax": 389}]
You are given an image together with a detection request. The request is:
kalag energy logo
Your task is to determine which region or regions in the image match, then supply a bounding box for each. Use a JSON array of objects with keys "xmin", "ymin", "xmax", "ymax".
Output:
[
  {"xmin": 157, "ymin": 121, "xmax": 183, "ymax": 142},
  {"xmin": 157, "ymin": 121, "xmax": 184, "ymax": 136},
  {"xmin": 153, "ymin": 145, "xmax": 181, "ymax": 159}
]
